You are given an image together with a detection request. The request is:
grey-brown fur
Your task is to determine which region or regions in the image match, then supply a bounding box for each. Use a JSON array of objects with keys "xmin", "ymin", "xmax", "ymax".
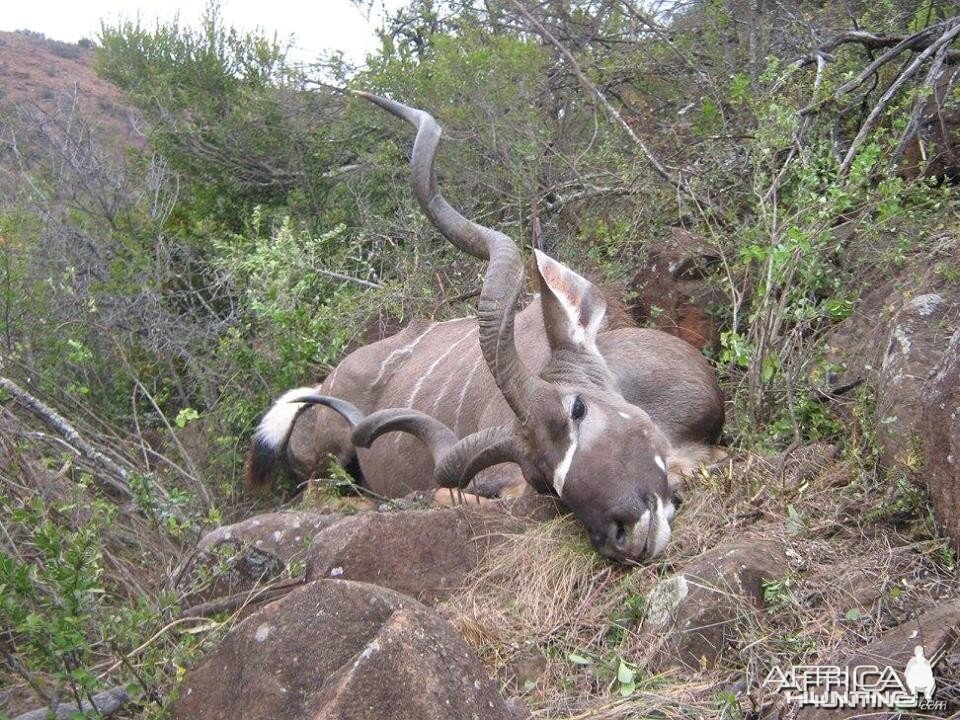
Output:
[{"xmin": 246, "ymin": 93, "xmax": 724, "ymax": 562}]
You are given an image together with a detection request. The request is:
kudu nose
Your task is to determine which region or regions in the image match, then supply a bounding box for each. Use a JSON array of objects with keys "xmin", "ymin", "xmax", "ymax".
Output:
[{"xmin": 606, "ymin": 512, "xmax": 648, "ymax": 559}]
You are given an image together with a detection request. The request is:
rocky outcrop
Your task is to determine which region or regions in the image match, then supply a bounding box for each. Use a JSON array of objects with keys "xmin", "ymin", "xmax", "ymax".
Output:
[
  {"xmin": 627, "ymin": 228, "xmax": 723, "ymax": 350},
  {"xmin": 820, "ymin": 271, "xmax": 960, "ymax": 552},
  {"xmin": 305, "ymin": 504, "xmax": 531, "ymax": 604},
  {"xmin": 922, "ymin": 329, "xmax": 960, "ymax": 553},
  {"xmin": 823, "ymin": 285, "xmax": 959, "ymax": 474},
  {"xmin": 169, "ymin": 579, "xmax": 518, "ymax": 720},
  {"xmin": 796, "ymin": 600, "xmax": 960, "ymax": 720},
  {"xmin": 178, "ymin": 512, "xmax": 342, "ymax": 608},
  {"xmin": 639, "ymin": 538, "xmax": 788, "ymax": 671},
  {"xmin": 198, "ymin": 511, "xmax": 343, "ymax": 562},
  {"xmin": 876, "ymin": 293, "xmax": 957, "ymax": 470}
]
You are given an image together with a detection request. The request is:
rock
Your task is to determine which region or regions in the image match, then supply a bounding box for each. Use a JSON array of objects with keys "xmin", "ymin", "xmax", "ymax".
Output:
[
  {"xmin": 820, "ymin": 278, "xmax": 959, "ymax": 478},
  {"xmin": 169, "ymin": 579, "xmax": 517, "ymax": 720},
  {"xmin": 198, "ymin": 511, "xmax": 343, "ymax": 563},
  {"xmin": 876, "ymin": 293, "xmax": 957, "ymax": 471},
  {"xmin": 305, "ymin": 504, "xmax": 529, "ymax": 604},
  {"xmin": 0, "ymin": 684, "xmax": 36, "ymax": 718},
  {"xmin": 821, "ymin": 281, "xmax": 899, "ymax": 389},
  {"xmin": 627, "ymin": 227, "xmax": 723, "ymax": 350},
  {"xmin": 639, "ymin": 538, "xmax": 788, "ymax": 671},
  {"xmin": 922, "ymin": 329, "xmax": 960, "ymax": 553},
  {"xmin": 796, "ymin": 600, "xmax": 960, "ymax": 720},
  {"xmin": 178, "ymin": 512, "xmax": 342, "ymax": 607},
  {"xmin": 505, "ymin": 491, "xmax": 565, "ymax": 523}
]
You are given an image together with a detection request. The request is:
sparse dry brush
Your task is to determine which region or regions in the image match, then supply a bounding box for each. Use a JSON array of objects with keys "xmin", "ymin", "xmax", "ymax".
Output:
[{"xmin": 2, "ymin": 0, "xmax": 960, "ymax": 717}]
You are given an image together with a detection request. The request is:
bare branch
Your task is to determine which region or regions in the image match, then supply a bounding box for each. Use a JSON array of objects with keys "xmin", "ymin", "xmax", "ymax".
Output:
[
  {"xmin": 839, "ymin": 20, "xmax": 960, "ymax": 178},
  {"xmin": 505, "ymin": 0, "xmax": 712, "ymax": 210},
  {"xmin": 313, "ymin": 268, "xmax": 381, "ymax": 289},
  {"xmin": 0, "ymin": 375, "xmax": 133, "ymax": 498},
  {"xmin": 800, "ymin": 18, "xmax": 960, "ymax": 116}
]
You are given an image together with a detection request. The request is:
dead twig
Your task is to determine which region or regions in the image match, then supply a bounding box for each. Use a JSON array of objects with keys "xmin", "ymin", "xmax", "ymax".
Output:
[
  {"xmin": 180, "ymin": 579, "xmax": 304, "ymax": 619},
  {"xmin": 0, "ymin": 375, "xmax": 132, "ymax": 498},
  {"xmin": 839, "ymin": 20, "xmax": 960, "ymax": 178}
]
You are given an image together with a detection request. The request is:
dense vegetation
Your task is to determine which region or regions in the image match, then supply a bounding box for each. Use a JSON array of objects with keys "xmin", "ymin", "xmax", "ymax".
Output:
[{"xmin": 1, "ymin": 0, "xmax": 958, "ymax": 717}]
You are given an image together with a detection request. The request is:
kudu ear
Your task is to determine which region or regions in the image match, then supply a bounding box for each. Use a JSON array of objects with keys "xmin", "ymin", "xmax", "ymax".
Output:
[{"xmin": 534, "ymin": 250, "xmax": 607, "ymax": 352}]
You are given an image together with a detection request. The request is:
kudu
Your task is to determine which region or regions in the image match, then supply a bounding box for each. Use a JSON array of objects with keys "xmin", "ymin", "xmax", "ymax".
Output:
[{"xmin": 246, "ymin": 92, "xmax": 724, "ymax": 562}]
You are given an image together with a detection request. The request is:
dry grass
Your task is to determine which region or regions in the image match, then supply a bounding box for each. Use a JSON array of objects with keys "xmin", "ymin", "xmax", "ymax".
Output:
[{"xmin": 442, "ymin": 445, "xmax": 960, "ymax": 719}]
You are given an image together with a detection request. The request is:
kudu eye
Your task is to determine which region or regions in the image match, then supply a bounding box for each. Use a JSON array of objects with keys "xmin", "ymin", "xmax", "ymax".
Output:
[{"xmin": 570, "ymin": 396, "xmax": 586, "ymax": 421}]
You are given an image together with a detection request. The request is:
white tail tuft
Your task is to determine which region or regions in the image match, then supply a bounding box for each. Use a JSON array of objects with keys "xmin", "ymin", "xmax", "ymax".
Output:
[{"xmin": 255, "ymin": 385, "xmax": 324, "ymax": 449}]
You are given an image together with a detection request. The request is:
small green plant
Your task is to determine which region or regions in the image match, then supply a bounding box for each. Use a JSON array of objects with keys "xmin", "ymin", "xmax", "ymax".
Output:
[
  {"xmin": 762, "ymin": 573, "xmax": 799, "ymax": 611},
  {"xmin": 863, "ymin": 474, "xmax": 927, "ymax": 525},
  {"xmin": 715, "ymin": 688, "xmax": 745, "ymax": 719},
  {"xmin": 610, "ymin": 657, "xmax": 639, "ymax": 697},
  {"xmin": 174, "ymin": 407, "xmax": 200, "ymax": 428},
  {"xmin": 938, "ymin": 543, "xmax": 956, "ymax": 571}
]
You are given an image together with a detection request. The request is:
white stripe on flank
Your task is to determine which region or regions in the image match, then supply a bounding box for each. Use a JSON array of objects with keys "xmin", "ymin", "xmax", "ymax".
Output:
[
  {"xmin": 406, "ymin": 327, "xmax": 477, "ymax": 406},
  {"xmin": 431, "ymin": 330, "xmax": 478, "ymax": 412},
  {"xmin": 372, "ymin": 325, "xmax": 436, "ymax": 387},
  {"xmin": 255, "ymin": 386, "xmax": 322, "ymax": 449},
  {"xmin": 552, "ymin": 426, "xmax": 578, "ymax": 496},
  {"xmin": 654, "ymin": 455, "xmax": 666, "ymax": 472},
  {"xmin": 325, "ymin": 364, "xmax": 340, "ymax": 392},
  {"xmin": 454, "ymin": 354, "xmax": 484, "ymax": 435}
]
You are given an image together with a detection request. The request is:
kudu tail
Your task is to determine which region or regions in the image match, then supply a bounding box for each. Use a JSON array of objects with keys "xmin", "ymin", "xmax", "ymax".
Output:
[{"xmin": 243, "ymin": 385, "xmax": 323, "ymax": 492}]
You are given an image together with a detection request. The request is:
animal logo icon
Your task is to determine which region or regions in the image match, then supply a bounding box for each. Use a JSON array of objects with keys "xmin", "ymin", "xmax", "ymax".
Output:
[{"xmin": 904, "ymin": 645, "xmax": 936, "ymax": 701}]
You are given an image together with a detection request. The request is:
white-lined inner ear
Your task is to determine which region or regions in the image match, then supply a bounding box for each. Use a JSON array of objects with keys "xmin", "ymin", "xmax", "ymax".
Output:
[{"xmin": 534, "ymin": 249, "xmax": 607, "ymax": 351}]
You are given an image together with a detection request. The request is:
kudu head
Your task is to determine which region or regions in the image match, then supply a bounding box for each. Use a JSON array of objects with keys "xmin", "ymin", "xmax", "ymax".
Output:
[
  {"xmin": 515, "ymin": 249, "xmax": 680, "ymax": 561},
  {"xmin": 304, "ymin": 92, "xmax": 682, "ymax": 562}
]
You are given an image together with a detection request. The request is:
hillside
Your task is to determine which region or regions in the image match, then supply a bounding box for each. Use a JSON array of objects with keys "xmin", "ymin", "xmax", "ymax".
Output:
[
  {"xmin": 0, "ymin": 30, "xmax": 141, "ymax": 150},
  {"xmin": 1, "ymin": 3, "xmax": 960, "ymax": 720}
]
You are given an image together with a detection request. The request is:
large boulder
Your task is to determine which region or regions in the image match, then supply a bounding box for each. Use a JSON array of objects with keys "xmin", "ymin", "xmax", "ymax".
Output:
[
  {"xmin": 198, "ymin": 511, "xmax": 343, "ymax": 562},
  {"xmin": 627, "ymin": 227, "xmax": 723, "ymax": 350},
  {"xmin": 305, "ymin": 504, "xmax": 533, "ymax": 604},
  {"xmin": 179, "ymin": 512, "xmax": 342, "ymax": 607},
  {"xmin": 170, "ymin": 579, "xmax": 518, "ymax": 720},
  {"xmin": 876, "ymin": 293, "xmax": 958, "ymax": 471},
  {"xmin": 638, "ymin": 538, "xmax": 788, "ymax": 671},
  {"xmin": 796, "ymin": 600, "xmax": 960, "ymax": 720},
  {"xmin": 821, "ymin": 281, "xmax": 899, "ymax": 390},
  {"xmin": 822, "ymin": 285, "xmax": 959, "ymax": 474},
  {"xmin": 922, "ymin": 329, "xmax": 960, "ymax": 553}
]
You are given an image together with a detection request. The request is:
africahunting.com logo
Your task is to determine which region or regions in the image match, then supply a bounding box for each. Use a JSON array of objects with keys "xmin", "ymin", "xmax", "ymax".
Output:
[{"xmin": 763, "ymin": 644, "xmax": 947, "ymax": 711}]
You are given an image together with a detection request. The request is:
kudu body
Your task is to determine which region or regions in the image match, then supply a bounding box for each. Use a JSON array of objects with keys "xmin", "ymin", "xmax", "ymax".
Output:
[{"xmin": 247, "ymin": 93, "xmax": 724, "ymax": 562}]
